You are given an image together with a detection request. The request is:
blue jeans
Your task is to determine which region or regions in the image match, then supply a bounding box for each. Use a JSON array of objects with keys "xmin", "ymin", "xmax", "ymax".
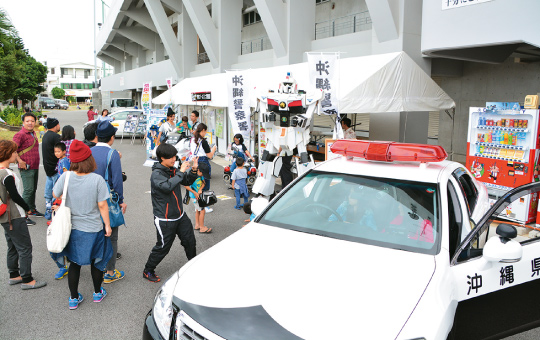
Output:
[
  {"xmin": 235, "ymin": 189, "xmax": 248, "ymax": 208},
  {"xmin": 44, "ymin": 173, "xmax": 59, "ymax": 205},
  {"xmin": 199, "ymin": 156, "xmax": 211, "ymax": 191}
]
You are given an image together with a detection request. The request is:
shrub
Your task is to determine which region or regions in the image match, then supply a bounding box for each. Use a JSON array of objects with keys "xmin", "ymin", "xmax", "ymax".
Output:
[{"xmin": 0, "ymin": 107, "xmax": 24, "ymax": 126}]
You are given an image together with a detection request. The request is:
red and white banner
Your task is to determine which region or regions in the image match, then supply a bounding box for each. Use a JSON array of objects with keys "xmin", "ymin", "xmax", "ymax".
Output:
[{"xmin": 142, "ymin": 82, "xmax": 152, "ymax": 110}]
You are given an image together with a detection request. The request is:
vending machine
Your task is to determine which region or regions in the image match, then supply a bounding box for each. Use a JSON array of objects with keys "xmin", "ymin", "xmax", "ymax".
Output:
[{"xmin": 466, "ymin": 102, "xmax": 540, "ymax": 224}]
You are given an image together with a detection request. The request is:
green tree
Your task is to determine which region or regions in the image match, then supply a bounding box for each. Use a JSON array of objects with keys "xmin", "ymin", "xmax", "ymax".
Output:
[
  {"xmin": 0, "ymin": 8, "xmax": 25, "ymax": 102},
  {"xmin": 51, "ymin": 86, "xmax": 65, "ymax": 99},
  {"xmin": 12, "ymin": 55, "xmax": 47, "ymax": 105},
  {"xmin": 0, "ymin": 8, "xmax": 18, "ymax": 51}
]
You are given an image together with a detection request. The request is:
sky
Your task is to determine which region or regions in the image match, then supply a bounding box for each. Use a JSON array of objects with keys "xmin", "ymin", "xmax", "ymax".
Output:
[{"xmin": 0, "ymin": 0, "xmax": 108, "ymax": 67}]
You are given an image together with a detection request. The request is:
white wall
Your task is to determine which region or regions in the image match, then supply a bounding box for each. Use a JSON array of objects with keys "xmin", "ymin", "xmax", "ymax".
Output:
[
  {"xmin": 101, "ymin": 59, "xmax": 177, "ymax": 91},
  {"xmin": 422, "ymin": 0, "xmax": 540, "ymax": 58}
]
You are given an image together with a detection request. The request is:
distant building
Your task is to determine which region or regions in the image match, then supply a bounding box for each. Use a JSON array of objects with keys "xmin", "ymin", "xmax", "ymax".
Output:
[{"xmin": 43, "ymin": 62, "xmax": 111, "ymax": 102}]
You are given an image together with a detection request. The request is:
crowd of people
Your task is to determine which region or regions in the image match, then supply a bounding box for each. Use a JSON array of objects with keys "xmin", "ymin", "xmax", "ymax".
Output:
[{"xmin": 0, "ymin": 108, "xmax": 246, "ymax": 310}]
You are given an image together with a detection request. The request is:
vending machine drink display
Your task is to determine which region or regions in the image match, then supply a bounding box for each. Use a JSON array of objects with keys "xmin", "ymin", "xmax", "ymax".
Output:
[{"xmin": 466, "ymin": 103, "xmax": 540, "ymax": 224}]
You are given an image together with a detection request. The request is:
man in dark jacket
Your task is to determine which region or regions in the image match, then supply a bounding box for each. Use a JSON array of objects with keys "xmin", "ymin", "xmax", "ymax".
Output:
[
  {"xmin": 41, "ymin": 118, "xmax": 61, "ymax": 220},
  {"xmin": 143, "ymin": 143, "xmax": 199, "ymax": 282}
]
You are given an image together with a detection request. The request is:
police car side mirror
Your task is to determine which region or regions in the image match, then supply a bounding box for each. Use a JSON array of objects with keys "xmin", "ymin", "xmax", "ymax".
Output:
[
  {"xmin": 483, "ymin": 224, "xmax": 522, "ymax": 264},
  {"xmin": 251, "ymin": 197, "xmax": 269, "ymax": 217}
]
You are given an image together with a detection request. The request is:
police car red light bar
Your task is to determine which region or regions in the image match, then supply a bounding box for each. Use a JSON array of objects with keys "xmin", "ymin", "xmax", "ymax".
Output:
[{"xmin": 330, "ymin": 140, "xmax": 447, "ymax": 163}]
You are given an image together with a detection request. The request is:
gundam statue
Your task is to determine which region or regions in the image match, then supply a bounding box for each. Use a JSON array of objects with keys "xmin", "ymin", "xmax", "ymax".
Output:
[{"xmin": 252, "ymin": 72, "xmax": 324, "ymax": 197}]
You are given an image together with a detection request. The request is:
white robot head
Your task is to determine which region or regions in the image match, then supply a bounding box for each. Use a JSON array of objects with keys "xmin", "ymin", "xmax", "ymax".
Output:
[{"xmin": 278, "ymin": 72, "xmax": 298, "ymax": 94}]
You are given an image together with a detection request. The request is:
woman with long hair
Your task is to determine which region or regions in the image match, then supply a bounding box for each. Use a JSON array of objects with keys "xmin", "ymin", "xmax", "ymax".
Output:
[
  {"xmin": 0, "ymin": 140, "xmax": 46, "ymax": 290},
  {"xmin": 157, "ymin": 108, "xmax": 176, "ymax": 145},
  {"xmin": 61, "ymin": 125, "xmax": 76, "ymax": 159},
  {"xmin": 190, "ymin": 124, "xmax": 217, "ymax": 212},
  {"xmin": 52, "ymin": 140, "xmax": 112, "ymax": 309}
]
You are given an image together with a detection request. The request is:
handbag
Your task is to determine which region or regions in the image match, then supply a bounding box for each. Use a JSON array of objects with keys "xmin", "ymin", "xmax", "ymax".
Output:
[
  {"xmin": 197, "ymin": 190, "xmax": 217, "ymax": 208},
  {"xmin": 187, "ymin": 137, "xmax": 202, "ymax": 161},
  {"xmin": 47, "ymin": 172, "xmax": 72, "ymax": 253},
  {"xmin": 182, "ymin": 189, "xmax": 190, "ymax": 205},
  {"xmin": 104, "ymin": 149, "xmax": 126, "ymax": 228}
]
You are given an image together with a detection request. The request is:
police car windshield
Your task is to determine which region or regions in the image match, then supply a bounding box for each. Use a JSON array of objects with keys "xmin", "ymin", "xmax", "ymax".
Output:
[{"xmin": 258, "ymin": 171, "xmax": 440, "ymax": 255}]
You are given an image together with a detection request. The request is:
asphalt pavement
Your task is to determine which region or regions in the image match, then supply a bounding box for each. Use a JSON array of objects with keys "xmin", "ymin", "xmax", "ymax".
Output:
[
  {"xmin": 0, "ymin": 109, "xmax": 538, "ymax": 339},
  {"xmin": 0, "ymin": 109, "xmax": 247, "ymax": 339}
]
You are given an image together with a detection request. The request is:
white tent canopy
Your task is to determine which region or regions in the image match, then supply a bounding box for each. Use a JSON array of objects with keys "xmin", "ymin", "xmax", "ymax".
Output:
[{"xmin": 153, "ymin": 52, "xmax": 455, "ymax": 113}]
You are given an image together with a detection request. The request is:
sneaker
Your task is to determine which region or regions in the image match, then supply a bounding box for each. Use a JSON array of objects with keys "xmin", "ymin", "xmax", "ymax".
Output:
[
  {"xmin": 205, "ymin": 207, "xmax": 213, "ymax": 213},
  {"xmin": 46, "ymin": 221, "xmax": 51, "ymax": 226},
  {"xmin": 44, "ymin": 208, "xmax": 52, "ymax": 220},
  {"xmin": 68, "ymin": 293, "xmax": 83, "ymax": 310},
  {"xmin": 21, "ymin": 280, "xmax": 47, "ymax": 290},
  {"xmin": 28, "ymin": 209, "xmax": 44, "ymax": 217},
  {"xmin": 26, "ymin": 217, "xmax": 36, "ymax": 226},
  {"xmin": 116, "ymin": 252, "xmax": 122, "ymax": 260},
  {"xmin": 103, "ymin": 269, "xmax": 125, "ymax": 283},
  {"xmin": 143, "ymin": 270, "xmax": 161, "ymax": 282},
  {"xmin": 93, "ymin": 287, "xmax": 107, "ymax": 302},
  {"xmin": 55, "ymin": 266, "xmax": 68, "ymax": 280}
]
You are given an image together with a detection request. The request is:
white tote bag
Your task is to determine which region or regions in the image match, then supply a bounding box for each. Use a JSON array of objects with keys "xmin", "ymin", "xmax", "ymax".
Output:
[{"xmin": 46, "ymin": 172, "xmax": 72, "ymax": 253}]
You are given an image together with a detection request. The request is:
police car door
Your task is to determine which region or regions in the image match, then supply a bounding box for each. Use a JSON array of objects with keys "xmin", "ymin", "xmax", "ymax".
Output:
[{"xmin": 449, "ymin": 182, "xmax": 540, "ymax": 339}]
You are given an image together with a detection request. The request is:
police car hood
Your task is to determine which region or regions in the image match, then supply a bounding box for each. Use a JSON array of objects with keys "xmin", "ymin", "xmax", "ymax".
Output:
[{"xmin": 174, "ymin": 223, "xmax": 435, "ymax": 340}]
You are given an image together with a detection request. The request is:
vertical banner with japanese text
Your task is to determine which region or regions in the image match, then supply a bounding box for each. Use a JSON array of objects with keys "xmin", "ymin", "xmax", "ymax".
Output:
[
  {"xmin": 142, "ymin": 82, "xmax": 152, "ymax": 111},
  {"xmin": 226, "ymin": 71, "xmax": 250, "ymax": 138},
  {"xmin": 308, "ymin": 52, "xmax": 341, "ymax": 138},
  {"xmin": 308, "ymin": 53, "xmax": 339, "ymax": 115}
]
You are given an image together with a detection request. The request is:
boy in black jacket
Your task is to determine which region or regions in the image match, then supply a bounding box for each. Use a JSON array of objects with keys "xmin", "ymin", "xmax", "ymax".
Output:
[{"xmin": 143, "ymin": 144, "xmax": 199, "ymax": 282}]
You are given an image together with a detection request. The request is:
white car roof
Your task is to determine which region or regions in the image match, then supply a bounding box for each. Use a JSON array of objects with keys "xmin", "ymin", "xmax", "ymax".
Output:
[{"xmin": 314, "ymin": 156, "xmax": 459, "ymax": 184}]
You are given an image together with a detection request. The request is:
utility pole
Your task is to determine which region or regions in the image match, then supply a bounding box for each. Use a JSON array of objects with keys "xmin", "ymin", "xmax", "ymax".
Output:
[{"xmin": 93, "ymin": 0, "xmax": 97, "ymax": 86}]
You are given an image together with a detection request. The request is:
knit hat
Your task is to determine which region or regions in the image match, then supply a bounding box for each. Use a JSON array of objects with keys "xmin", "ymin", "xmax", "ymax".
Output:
[
  {"xmin": 96, "ymin": 120, "xmax": 117, "ymax": 138},
  {"xmin": 46, "ymin": 117, "xmax": 59, "ymax": 129},
  {"xmin": 69, "ymin": 139, "xmax": 92, "ymax": 163}
]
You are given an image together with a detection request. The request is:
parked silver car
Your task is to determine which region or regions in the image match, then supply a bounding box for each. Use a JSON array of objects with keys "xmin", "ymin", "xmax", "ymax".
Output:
[{"xmin": 54, "ymin": 99, "xmax": 69, "ymax": 110}]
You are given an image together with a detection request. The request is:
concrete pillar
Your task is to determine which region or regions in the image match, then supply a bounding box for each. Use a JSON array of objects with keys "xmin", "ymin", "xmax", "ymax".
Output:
[
  {"xmin": 145, "ymin": 0, "xmax": 183, "ymax": 78},
  {"xmin": 183, "ymin": 0, "xmax": 219, "ymax": 68},
  {"xmin": 114, "ymin": 60, "xmax": 122, "ymax": 74},
  {"xmin": 257, "ymin": 0, "xmax": 315, "ymax": 65},
  {"xmin": 138, "ymin": 46, "xmax": 146, "ymax": 67},
  {"xmin": 369, "ymin": 111, "xmax": 429, "ymax": 144},
  {"xmin": 155, "ymin": 41, "xmax": 165, "ymax": 62},
  {"xmin": 213, "ymin": 0, "xmax": 241, "ymax": 72},
  {"xmin": 286, "ymin": 0, "xmax": 315, "ymax": 65},
  {"xmin": 180, "ymin": 5, "xmax": 197, "ymax": 78},
  {"xmin": 124, "ymin": 56, "xmax": 133, "ymax": 71}
]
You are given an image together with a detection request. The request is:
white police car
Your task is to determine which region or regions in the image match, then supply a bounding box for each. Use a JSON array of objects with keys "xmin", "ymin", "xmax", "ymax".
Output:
[{"xmin": 143, "ymin": 140, "xmax": 540, "ymax": 340}]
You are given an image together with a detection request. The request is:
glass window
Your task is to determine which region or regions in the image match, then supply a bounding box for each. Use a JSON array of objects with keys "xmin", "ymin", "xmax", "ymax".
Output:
[
  {"xmin": 453, "ymin": 168, "xmax": 478, "ymax": 215},
  {"xmin": 113, "ymin": 111, "xmax": 129, "ymax": 120},
  {"xmin": 114, "ymin": 99, "xmax": 134, "ymax": 107},
  {"xmin": 447, "ymin": 182, "xmax": 464, "ymax": 260},
  {"xmin": 243, "ymin": 10, "xmax": 261, "ymax": 26},
  {"xmin": 258, "ymin": 171, "xmax": 440, "ymax": 255}
]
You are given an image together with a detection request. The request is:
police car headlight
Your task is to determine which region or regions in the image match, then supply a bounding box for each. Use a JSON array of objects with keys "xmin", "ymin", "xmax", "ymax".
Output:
[{"xmin": 153, "ymin": 273, "xmax": 180, "ymax": 339}]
